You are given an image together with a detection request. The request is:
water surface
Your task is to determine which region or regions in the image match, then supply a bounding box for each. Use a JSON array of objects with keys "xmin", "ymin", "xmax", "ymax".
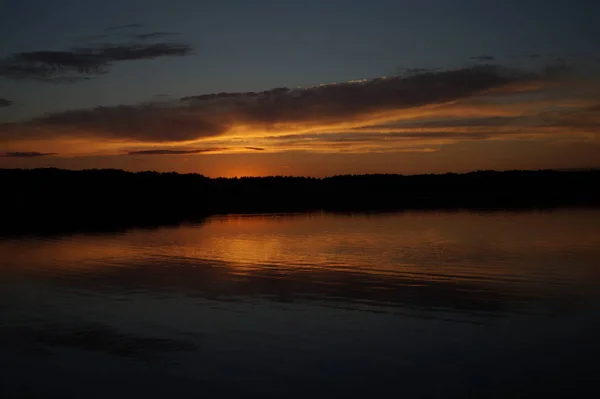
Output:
[{"xmin": 1, "ymin": 209, "xmax": 599, "ymax": 398}]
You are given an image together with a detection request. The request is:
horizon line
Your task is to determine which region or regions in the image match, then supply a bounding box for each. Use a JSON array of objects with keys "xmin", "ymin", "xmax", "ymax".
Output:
[{"xmin": 2, "ymin": 166, "xmax": 600, "ymax": 180}]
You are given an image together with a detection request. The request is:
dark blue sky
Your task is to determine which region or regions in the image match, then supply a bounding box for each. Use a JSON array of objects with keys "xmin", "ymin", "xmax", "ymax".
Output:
[{"xmin": 1, "ymin": 0, "xmax": 599, "ymax": 119}]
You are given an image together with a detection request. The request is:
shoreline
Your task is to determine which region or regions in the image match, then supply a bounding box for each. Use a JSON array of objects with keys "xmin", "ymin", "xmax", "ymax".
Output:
[{"xmin": 2, "ymin": 168, "xmax": 599, "ymax": 235}]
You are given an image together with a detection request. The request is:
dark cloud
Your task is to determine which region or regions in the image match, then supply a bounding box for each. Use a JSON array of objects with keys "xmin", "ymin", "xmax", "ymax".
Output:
[
  {"xmin": 471, "ymin": 55, "xmax": 495, "ymax": 61},
  {"xmin": 98, "ymin": 42, "xmax": 190, "ymax": 61},
  {"xmin": 0, "ymin": 151, "xmax": 56, "ymax": 158},
  {"xmin": 0, "ymin": 98, "xmax": 13, "ymax": 107},
  {"xmin": 32, "ymin": 104, "xmax": 225, "ymax": 141},
  {"xmin": 126, "ymin": 148, "xmax": 227, "ymax": 155},
  {"xmin": 180, "ymin": 87, "xmax": 290, "ymax": 102},
  {"xmin": 263, "ymin": 131, "xmax": 504, "ymax": 144},
  {"xmin": 2, "ymin": 50, "xmax": 109, "ymax": 81},
  {"xmin": 179, "ymin": 64, "xmax": 521, "ymax": 120},
  {"xmin": 82, "ymin": 30, "xmax": 175, "ymax": 43},
  {"xmin": 245, "ymin": 147, "xmax": 266, "ymax": 151},
  {"xmin": 397, "ymin": 67, "xmax": 434, "ymax": 75},
  {"xmin": 133, "ymin": 32, "xmax": 177, "ymax": 40},
  {"xmin": 0, "ymin": 27, "xmax": 191, "ymax": 82}
]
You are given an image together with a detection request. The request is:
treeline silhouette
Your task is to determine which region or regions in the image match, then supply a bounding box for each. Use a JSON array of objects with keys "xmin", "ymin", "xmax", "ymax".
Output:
[{"xmin": 1, "ymin": 168, "xmax": 598, "ymax": 234}]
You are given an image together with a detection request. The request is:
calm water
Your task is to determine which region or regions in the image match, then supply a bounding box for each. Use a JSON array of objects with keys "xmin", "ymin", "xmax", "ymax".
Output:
[{"xmin": 1, "ymin": 209, "xmax": 599, "ymax": 398}]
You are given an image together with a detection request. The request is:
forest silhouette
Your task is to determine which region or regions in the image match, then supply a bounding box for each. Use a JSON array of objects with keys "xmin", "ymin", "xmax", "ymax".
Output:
[{"xmin": 1, "ymin": 168, "xmax": 598, "ymax": 234}]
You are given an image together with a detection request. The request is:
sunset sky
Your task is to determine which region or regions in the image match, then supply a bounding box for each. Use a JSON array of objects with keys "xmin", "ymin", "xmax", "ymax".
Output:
[{"xmin": 1, "ymin": 0, "xmax": 599, "ymax": 177}]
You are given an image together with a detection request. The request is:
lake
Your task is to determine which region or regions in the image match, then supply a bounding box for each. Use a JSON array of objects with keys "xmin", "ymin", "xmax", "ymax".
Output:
[{"xmin": 1, "ymin": 209, "xmax": 599, "ymax": 398}]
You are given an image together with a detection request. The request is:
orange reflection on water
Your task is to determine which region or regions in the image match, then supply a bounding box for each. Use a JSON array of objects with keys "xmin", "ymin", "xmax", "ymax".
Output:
[{"xmin": 1, "ymin": 210, "xmax": 599, "ymax": 292}]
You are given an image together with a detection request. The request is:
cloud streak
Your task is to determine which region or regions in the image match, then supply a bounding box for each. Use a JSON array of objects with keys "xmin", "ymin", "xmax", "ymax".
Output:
[
  {"xmin": 0, "ymin": 98, "xmax": 13, "ymax": 107},
  {"xmin": 126, "ymin": 148, "xmax": 227, "ymax": 155},
  {"xmin": 0, "ymin": 27, "xmax": 191, "ymax": 82},
  {"xmin": 133, "ymin": 32, "xmax": 177, "ymax": 40},
  {"xmin": 0, "ymin": 151, "xmax": 56, "ymax": 158}
]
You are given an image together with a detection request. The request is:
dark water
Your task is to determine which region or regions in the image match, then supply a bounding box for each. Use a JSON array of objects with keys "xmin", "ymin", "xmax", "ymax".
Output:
[{"xmin": 1, "ymin": 209, "xmax": 599, "ymax": 398}]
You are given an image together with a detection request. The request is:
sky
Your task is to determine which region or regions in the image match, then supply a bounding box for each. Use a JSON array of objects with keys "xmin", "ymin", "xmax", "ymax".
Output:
[{"xmin": 1, "ymin": 0, "xmax": 599, "ymax": 177}]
